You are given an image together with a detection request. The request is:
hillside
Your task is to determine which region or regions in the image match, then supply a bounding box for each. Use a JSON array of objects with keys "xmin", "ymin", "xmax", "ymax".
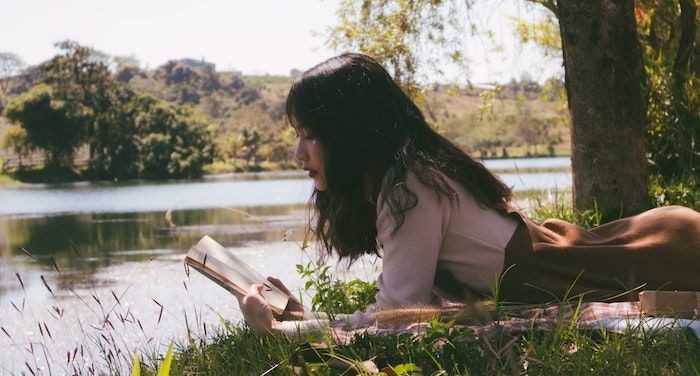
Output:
[{"xmin": 0, "ymin": 56, "xmax": 570, "ymax": 173}]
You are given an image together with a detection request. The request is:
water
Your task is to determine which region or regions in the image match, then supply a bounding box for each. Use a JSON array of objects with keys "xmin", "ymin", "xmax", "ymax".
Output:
[
  {"xmin": 0, "ymin": 159, "xmax": 570, "ymax": 216},
  {"xmin": 481, "ymin": 156, "xmax": 571, "ymax": 171},
  {"xmin": 0, "ymin": 158, "xmax": 569, "ymax": 373}
]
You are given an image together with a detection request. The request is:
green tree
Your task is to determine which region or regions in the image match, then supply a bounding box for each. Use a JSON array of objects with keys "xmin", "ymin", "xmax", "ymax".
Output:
[
  {"xmin": 240, "ymin": 127, "xmax": 262, "ymax": 164},
  {"xmin": 90, "ymin": 92, "xmax": 217, "ymax": 180},
  {"xmin": 39, "ymin": 40, "xmax": 133, "ymax": 174},
  {"xmin": 4, "ymin": 83, "xmax": 89, "ymax": 168},
  {"xmin": 637, "ymin": 0, "xmax": 699, "ymax": 195},
  {"xmin": 0, "ymin": 125, "xmax": 30, "ymax": 168},
  {"xmin": 32, "ymin": 41, "xmax": 218, "ymax": 180},
  {"xmin": 88, "ymin": 90, "xmax": 141, "ymax": 179},
  {"xmin": 135, "ymin": 96, "xmax": 217, "ymax": 179}
]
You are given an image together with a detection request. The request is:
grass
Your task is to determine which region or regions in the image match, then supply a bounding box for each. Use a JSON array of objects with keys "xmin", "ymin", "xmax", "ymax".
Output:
[
  {"xmin": 525, "ymin": 188, "xmax": 603, "ymax": 229},
  {"xmin": 0, "ymin": 171, "xmax": 21, "ymax": 185},
  {"xmin": 0, "ymin": 165, "xmax": 84, "ymax": 185},
  {"xmin": 157, "ymin": 306, "xmax": 699, "ymax": 375}
]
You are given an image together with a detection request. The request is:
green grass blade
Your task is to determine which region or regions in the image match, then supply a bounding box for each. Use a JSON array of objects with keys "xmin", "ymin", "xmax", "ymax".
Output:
[
  {"xmin": 131, "ymin": 351, "xmax": 140, "ymax": 376},
  {"xmin": 157, "ymin": 344, "xmax": 174, "ymax": 376}
]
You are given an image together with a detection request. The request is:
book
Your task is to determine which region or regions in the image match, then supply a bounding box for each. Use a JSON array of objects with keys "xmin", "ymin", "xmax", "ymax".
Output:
[
  {"xmin": 185, "ymin": 235, "xmax": 289, "ymax": 315},
  {"xmin": 638, "ymin": 290, "xmax": 699, "ymax": 318}
]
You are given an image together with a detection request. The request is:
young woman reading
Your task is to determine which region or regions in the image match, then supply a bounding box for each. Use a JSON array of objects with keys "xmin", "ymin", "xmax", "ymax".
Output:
[{"xmin": 233, "ymin": 53, "xmax": 700, "ymax": 336}]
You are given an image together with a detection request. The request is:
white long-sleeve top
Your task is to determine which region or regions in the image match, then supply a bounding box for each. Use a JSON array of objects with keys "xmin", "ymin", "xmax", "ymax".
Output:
[{"xmin": 342, "ymin": 171, "xmax": 518, "ymax": 328}]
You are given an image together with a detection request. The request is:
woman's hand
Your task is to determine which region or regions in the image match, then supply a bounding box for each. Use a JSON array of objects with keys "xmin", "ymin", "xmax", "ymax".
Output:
[
  {"xmin": 267, "ymin": 276, "xmax": 306, "ymax": 321},
  {"xmin": 238, "ymin": 284, "xmax": 276, "ymax": 335},
  {"xmin": 233, "ymin": 277, "xmax": 307, "ymax": 336}
]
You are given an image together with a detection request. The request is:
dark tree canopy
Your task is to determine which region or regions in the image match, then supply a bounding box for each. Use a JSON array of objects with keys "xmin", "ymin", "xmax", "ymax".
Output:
[{"xmin": 4, "ymin": 83, "xmax": 89, "ymax": 168}]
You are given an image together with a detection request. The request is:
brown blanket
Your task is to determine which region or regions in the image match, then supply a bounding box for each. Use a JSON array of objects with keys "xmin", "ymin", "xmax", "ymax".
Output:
[{"xmin": 499, "ymin": 206, "xmax": 700, "ymax": 303}]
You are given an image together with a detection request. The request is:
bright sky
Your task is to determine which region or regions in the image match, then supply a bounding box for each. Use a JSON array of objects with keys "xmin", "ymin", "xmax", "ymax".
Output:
[{"xmin": 0, "ymin": 0, "xmax": 562, "ymax": 83}]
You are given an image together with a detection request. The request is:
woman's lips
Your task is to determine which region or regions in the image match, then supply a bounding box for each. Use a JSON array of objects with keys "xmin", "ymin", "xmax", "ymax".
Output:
[{"xmin": 308, "ymin": 170, "xmax": 318, "ymax": 178}]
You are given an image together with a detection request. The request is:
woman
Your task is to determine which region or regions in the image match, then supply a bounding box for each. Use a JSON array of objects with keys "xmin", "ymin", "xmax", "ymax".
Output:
[{"xmin": 236, "ymin": 53, "xmax": 700, "ymax": 336}]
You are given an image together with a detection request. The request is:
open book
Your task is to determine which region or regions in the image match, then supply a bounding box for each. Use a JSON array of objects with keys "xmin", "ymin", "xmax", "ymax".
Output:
[{"xmin": 185, "ymin": 235, "xmax": 289, "ymax": 315}]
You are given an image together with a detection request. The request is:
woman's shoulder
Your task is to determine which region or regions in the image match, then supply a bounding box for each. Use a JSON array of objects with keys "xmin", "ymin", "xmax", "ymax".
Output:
[{"xmin": 377, "ymin": 168, "xmax": 463, "ymax": 204}]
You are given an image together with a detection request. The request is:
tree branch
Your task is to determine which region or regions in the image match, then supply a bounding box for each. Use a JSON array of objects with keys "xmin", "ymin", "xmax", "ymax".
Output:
[{"xmin": 526, "ymin": 0, "xmax": 558, "ymax": 16}]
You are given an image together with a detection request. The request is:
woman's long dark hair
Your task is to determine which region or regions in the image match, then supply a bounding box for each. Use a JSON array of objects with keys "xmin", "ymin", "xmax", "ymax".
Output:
[{"xmin": 286, "ymin": 53, "xmax": 512, "ymax": 261}]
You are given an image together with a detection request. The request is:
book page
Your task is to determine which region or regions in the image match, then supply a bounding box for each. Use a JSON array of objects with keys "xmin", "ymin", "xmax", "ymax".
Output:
[{"xmin": 185, "ymin": 236, "xmax": 289, "ymax": 314}]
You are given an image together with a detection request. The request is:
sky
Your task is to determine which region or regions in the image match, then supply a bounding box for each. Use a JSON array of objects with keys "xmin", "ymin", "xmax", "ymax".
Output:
[{"xmin": 0, "ymin": 0, "xmax": 562, "ymax": 84}]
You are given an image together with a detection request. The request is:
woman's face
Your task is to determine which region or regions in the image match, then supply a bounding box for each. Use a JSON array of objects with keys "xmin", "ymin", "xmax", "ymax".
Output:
[{"xmin": 294, "ymin": 127, "xmax": 327, "ymax": 191}]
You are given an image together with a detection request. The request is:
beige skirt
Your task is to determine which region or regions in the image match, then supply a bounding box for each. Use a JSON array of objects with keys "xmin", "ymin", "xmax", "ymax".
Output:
[{"xmin": 499, "ymin": 206, "xmax": 700, "ymax": 304}]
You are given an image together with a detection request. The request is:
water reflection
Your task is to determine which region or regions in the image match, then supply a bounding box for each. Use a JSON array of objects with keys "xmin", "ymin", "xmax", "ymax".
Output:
[{"xmin": 0, "ymin": 204, "xmax": 307, "ymax": 301}]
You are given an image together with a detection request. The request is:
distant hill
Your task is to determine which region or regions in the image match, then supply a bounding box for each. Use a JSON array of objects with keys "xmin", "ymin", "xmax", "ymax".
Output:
[{"xmin": 0, "ymin": 56, "xmax": 570, "ymax": 171}]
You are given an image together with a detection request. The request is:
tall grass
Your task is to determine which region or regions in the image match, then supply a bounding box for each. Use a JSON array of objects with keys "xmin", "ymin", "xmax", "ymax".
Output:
[{"xmin": 1, "ymin": 244, "xmax": 196, "ymax": 375}]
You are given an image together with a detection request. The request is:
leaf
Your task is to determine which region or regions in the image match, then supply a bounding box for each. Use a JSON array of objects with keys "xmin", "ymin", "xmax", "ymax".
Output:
[
  {"xmin": 156, "ymin": 344, "xmax": 173, "ymax": 376},
  {"xmin": 394, "ymin": 363, "xmax": 420, "ymax": 375},
  {"xmin": 131, "ymin": 351, "xmax": 140, "ymax": 376}
]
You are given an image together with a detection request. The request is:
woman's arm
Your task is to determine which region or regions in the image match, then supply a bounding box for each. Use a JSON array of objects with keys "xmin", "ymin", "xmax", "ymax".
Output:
[{"xmin": 372, "ymin": 173, "xmax": 451, "ymax": 308}]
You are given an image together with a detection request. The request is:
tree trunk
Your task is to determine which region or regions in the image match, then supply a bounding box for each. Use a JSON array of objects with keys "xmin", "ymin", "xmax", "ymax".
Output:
[{"xmin": 557, "ymin": 0, "xmax": 649, "ymax": 219}]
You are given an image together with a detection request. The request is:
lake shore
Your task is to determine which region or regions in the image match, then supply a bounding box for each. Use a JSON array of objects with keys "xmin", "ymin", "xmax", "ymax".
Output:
[{"xmin": 0, "ymin": 155, "xmax": 572, "ymax": 187}]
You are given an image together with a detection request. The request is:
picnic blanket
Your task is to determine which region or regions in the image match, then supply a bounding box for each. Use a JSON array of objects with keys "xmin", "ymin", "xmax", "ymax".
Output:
[{"xmin": 330, "ymin": 301, "xmax": 700, "ymax": 345}]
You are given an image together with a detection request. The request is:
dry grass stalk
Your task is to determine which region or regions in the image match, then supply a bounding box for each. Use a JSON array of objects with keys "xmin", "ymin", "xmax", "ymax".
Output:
[{"xmin": 374, "ymin": 300, "xmax": 496, "ymax": 327}]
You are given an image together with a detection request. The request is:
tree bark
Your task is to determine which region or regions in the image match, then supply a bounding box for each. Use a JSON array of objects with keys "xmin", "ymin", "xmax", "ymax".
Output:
[{"xmin": 557, "ymin": 0, "xmax": 649, "ymax": 219}]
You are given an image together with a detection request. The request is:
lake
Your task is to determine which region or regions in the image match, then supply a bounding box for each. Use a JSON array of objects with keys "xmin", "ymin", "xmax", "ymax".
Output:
[{"xmin": 0, "ymin": 157, "xmax": 570, "ymax": 373}]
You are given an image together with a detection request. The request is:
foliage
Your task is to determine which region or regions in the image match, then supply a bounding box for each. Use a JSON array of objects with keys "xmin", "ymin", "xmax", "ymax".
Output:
[
  {"xmin": 438, "ymin": 91, "xmax": 566, "ymax": 158},
  {"xmin": 90, "ymin": 93, "xmax": 217, "ymax": 180},
  {"xmin": 637, "ymin": 0, "xmax": 700, "ymax": 208},
  {"xmin": 295, "ymin": 237, "xmax": 378, "ymax": 320},
  {"xmin": 327, "ymin": 0, "xmax": 472, "ymax": 99},
  {"xmin": 527, "ymin": 189, "xmax": 604, "ymax": 229},
  {"xmin": 512, "ymin": 12, "xmax": 561, "ymax": 58},
  {"xmin": 132, "ymin": 344, "xmax": 174, "ymax": 376},
  {"xmin": 4, "ymin": 83, "xmax": 90, "ymax": 168},
  {"xmin": 649, "ymin": 177, "xmax": 700, "ymax": 210},
  {"xmin": 2, "ymin": 41, "xmax": 218, "ymax": 181},
  {"xmin": 297, "ymin": 261, "xmax": 379, "ymax": 321},
  {"xmin": 140, "ymin": 102, "xmax": 217, "ymax": 179},
  {"xmin": 39, "ymin": 40, "xmax": 117, "ymax": 117},
  {"xmin": 0, "ymin": 124, "xmax": 30, "ymax": 167}
]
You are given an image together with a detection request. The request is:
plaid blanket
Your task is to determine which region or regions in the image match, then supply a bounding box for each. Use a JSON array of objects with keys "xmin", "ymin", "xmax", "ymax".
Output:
[{"xmin": 330, "ymin": 302, "xmax": 700, "ymax": 345}]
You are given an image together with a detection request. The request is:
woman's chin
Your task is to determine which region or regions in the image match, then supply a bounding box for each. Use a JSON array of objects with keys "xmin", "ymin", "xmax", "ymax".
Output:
[{"xmin": 314, "ymin": 182, "xmax": 328, "ymax": 191}]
